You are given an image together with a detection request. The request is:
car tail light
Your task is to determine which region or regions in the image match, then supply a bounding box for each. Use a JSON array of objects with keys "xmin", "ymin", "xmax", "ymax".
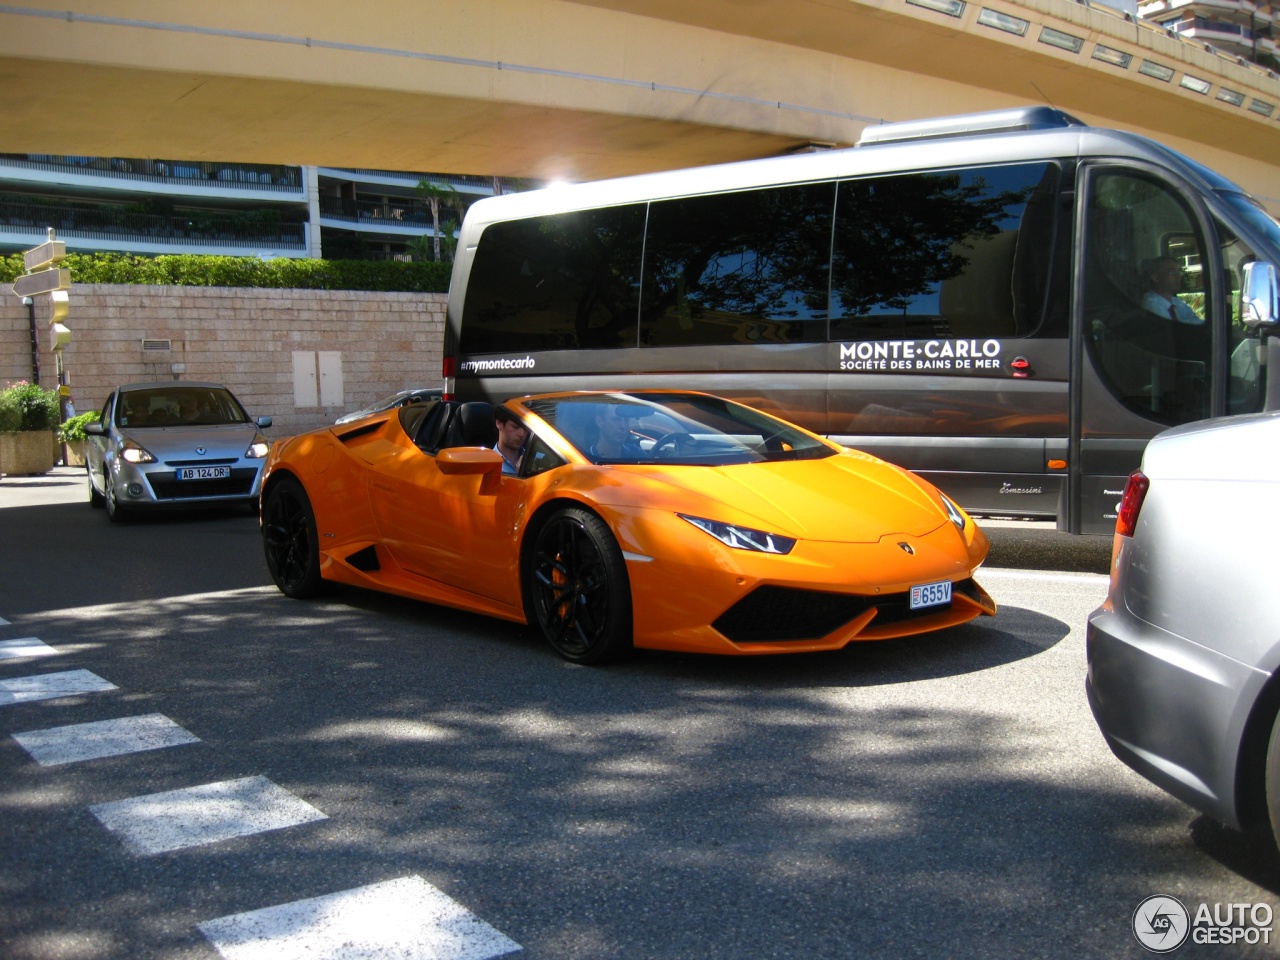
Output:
[
  {"xmin": 442, "ymin": 355, "xmax": 456, "ymax": 401},
  {"xmin": 1115, "ymin": 470, "xmax": 1149, "ymax": 538}
]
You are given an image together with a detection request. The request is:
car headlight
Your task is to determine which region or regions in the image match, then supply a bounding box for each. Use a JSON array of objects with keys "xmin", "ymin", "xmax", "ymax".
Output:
[
  {"xmin": 120, "ymin": 440, "xmax": 155, "ymax": 464},
  {"xmin": 245, "ymin": 435, "xmax": 270, "ymax": 459},
  {"xmin": 942, "ymin": 494, "xmax": 967, "ymax": 534},
  {"xmin": 679, "ymin": 514, "xmax": 796, "ymax": 554}
]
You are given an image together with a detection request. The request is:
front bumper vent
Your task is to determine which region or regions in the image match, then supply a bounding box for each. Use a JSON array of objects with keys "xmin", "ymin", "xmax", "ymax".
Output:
[{"xmin": 712, "ymin": 579, "xmax": 981, "ymax": 643}]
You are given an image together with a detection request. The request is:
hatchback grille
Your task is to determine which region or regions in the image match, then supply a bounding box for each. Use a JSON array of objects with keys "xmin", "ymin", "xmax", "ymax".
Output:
[{"xmin": 147, "ymin": 468, "xmax": 258, "ymax": 500}]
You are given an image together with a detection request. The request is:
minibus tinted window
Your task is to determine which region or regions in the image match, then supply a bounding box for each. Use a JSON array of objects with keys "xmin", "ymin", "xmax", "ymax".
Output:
[
  {"xmin": 830, "ymin": 162, "xmax": 1058, "ymax": 341},
  {"xmin": 461, "ymin": 205, "xmax": 644, "ymax": 353},
  {"xmin": 640, "ymin": 183, "xmax": 835, "ymax": 346}
]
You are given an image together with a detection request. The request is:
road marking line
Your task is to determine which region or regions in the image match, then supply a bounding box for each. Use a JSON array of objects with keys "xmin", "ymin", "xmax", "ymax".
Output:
[
  {"xmin": 89, "ymin": 775, "xmax": 327, "ymax": 856},
  {"xmin": 12, "ymin": 714, "xmax": 200, "ymax": 766},
  {"xmin": 198, "ymin": 875, "xmax": 522, "ymax": 960},
  {"xmin": 0, "ymin": 670, "xmax": 117, "ymax": 706},
  {"xmin": 980, "ymin": 568, "xmax": 1109, "ymax": 585},
  {"xmin": 0, "ymin": 637, "xmax": 59, "ymax": 660}
]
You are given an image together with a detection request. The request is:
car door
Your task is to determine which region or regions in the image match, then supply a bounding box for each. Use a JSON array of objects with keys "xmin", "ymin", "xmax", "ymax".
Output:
[{"xmin": 368, "ymin": 435, "xmax": 526, "ymax": 605}]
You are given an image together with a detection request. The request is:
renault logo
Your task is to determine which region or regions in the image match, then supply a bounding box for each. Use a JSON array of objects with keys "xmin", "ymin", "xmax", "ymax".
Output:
[
  {"xmin": 195, "ymin": 446, "xmax": 207, "ymax": 456},
  {"xmin": 898, "ymin": 542, "xmax": 915, "ymax": 555}
]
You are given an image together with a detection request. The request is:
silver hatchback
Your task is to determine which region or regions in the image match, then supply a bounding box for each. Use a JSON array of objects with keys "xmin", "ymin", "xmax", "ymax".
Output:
[
  {"xmin": 84, "ymin": 381, "xmax": 272, "ymax": 522},
  {"xmin": 1087, "ymin": 411, "xmax": 1280, "ymax": 846}
]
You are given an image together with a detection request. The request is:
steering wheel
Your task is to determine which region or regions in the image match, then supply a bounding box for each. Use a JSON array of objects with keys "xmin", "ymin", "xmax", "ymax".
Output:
[{"xmin": 651, "ymin": 432, "xmax": 691, "ymax": 457}]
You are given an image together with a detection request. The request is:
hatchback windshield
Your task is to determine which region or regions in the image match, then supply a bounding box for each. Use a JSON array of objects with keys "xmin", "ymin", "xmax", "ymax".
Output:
[
  {"xmin": 116, "ymin": 386, "xmax": 249, "ymax": 428},
  {"xmin": 525, "ymin": 392, "xmax": 835, "ymax": 466}
]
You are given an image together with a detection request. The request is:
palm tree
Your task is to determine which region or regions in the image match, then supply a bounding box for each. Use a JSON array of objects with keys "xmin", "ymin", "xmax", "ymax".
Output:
[{"xmin": 415, "ymin": 179, "xmax": 461, "ymax": 261}]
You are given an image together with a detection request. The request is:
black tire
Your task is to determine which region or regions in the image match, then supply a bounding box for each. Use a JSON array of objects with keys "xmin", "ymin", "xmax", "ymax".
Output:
[
  {"xmin": 527, "ymin": 506, "xmax": 632, "ymax": 664},
  {"xmin": 87, "ymin": 465, "xmax": 104, "ymax": 508},
  {"xmin": 104, "ymin": 469, "xmax": 130, "ymax": 523},
  {"xmin": 261, "ymin": 477, "xmax": 327, "ymax": 598},
  {"xmin": 1264, "ymin": 709, "xmax": 1280, "ymax": 852}
]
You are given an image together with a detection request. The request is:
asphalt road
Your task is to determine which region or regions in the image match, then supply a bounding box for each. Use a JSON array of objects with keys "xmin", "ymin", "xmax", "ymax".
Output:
[{"xmin": 1, "ymin": 468, "xmax": 1276, "ymax": 959}]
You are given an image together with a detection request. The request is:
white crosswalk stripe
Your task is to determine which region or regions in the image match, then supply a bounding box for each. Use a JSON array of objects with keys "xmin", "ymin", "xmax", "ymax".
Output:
[
  {"xmin": 198, "ymin": 875, "xmax": 522, "ymax": 960},
  {"xmin": 0, "ymin": 669, "xmax": 117, "ymax": 705},
  {"xmin": 12, "ymin": 713, "xmax": 201, "ymax": 766},
  {"xmin": 0, "ymin": 637, "xmax": 54, "ymax": 660},
  {"xmin": 89, "ymin": 775, "xmax": 328, "ymax": 855}
]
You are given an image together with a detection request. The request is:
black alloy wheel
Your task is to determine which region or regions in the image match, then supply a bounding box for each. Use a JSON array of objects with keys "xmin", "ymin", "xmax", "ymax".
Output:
[
  {"xmin": 528, "ymin": 506, "xmax": 632, "ymax": 664},
  {"xmin": 261, "ymin": 477, "xmax": 326, "ymax": 598}
]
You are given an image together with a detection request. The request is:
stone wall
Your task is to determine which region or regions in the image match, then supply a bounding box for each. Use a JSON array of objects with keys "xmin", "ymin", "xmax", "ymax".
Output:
[{"xmin": 0, "ymin": 285, "xmax": 448, "ymax": 436}]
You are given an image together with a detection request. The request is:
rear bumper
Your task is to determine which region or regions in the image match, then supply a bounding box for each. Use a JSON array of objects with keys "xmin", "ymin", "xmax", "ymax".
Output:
[{"xmin": 1085, "ymin": 605, "xmax": 1267, "ymax": 829}]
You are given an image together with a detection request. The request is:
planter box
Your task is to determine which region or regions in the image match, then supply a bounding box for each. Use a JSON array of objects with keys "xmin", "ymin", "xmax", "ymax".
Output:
[
  {"xmin": 63, "ymin": 438, "xmax": 86, "ymax": 467},
  {"xmin": 0, "ymin": 431, "xmax": 57, "ymax": 476}
]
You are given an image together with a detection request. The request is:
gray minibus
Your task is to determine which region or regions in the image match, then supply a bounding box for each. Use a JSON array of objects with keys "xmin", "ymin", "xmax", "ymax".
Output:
[{"xmin": 443, "ymin": 106, "xmax": 1280, "ymax": 534}]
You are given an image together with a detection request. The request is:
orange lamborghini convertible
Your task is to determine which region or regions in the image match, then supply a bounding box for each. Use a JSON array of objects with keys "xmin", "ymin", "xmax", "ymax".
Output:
[{"xmin": 260, "ymin": 391, "xmax": 995, "ymax": 663}]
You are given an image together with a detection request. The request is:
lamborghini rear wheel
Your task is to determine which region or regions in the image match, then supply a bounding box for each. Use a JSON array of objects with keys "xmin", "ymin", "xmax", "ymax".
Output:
[
  {"xmin": 262, "ymin": 477, "xmax": 326, "ymax": 598},
  {"xmin": 528, "ymin": 507, "xmax": 632, "ymax": 664}
]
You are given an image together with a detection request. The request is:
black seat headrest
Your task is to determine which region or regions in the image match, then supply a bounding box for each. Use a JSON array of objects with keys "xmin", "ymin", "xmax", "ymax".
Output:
[{"xmin": 441, "ymin": 401, "xmax": 497, "ymax": 449}]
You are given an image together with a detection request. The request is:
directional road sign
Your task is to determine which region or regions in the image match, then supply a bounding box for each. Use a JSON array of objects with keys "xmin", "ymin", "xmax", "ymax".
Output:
[
  {"xmin": 13, "ymin": 267, "xmax": 71, "ymax": 299},
  {"xmin": 23, "ymin": 239, "xmax": 66, "ymax": 273}
]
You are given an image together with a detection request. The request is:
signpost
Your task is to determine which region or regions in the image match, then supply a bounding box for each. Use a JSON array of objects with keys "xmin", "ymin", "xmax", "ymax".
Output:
[{"xmin": 10, "ymin": 229, "xmax": 72, "ymax": 461}]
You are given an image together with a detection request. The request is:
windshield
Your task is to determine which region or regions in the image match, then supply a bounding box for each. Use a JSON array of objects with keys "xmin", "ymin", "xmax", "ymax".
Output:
[
  {"xmin": 1222, "ymin": 194, "xmax": 1280, "ymax": 257},
  {"xmin": 116, "ymin": 386, "xmax": 249, "ymax": 428},
  {"xmin": 526, "ymin": 392, "xmax": 835, "ymax": 466}
]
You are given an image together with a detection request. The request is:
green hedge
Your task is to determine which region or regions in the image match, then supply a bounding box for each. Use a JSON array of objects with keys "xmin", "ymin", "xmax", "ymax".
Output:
[{"xmin": 0, "ymin": 253, "xmax": 451, "ymax": 293}]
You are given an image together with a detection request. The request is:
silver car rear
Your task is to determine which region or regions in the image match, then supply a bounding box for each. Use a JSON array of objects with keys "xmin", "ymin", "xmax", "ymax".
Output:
[{"xmin": 1086, "ymin": 411, "xmax": 1280, "ymax": 839}]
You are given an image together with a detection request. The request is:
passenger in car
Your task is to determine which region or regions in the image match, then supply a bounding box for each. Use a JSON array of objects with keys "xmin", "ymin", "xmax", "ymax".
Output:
[{"xmin": 493, "ymin": 405, "xmax": 528, "ymax": 475}]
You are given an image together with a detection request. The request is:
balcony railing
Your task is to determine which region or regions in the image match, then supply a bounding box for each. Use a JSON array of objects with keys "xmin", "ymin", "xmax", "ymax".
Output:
[
  {"xmin": 322, "ymin": 168, "xmax": 495, "ymax": 191},
  {"xmin": 0, "ymin": 199, "xmax": 307, "ymax": 249},
  {"xmin": 317, "ymin": 196, "xmax": 442, "ymax": 229},
  {"xmin": 0, "ymin": 154, "xmax": 304, "ymax": 194}
]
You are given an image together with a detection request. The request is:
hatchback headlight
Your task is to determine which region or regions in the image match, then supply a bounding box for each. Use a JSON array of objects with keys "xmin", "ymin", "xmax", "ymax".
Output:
[
  {"xmin": 245, "ymin": 435, "xmax": 270, "ymax": 459},
  {"xmin": 120, "ymin": 440, "xmax": 155, "ymax": 464},
  {"xmin": 679, "ymin": 514, "xmax": 796, "ymax": 554}
]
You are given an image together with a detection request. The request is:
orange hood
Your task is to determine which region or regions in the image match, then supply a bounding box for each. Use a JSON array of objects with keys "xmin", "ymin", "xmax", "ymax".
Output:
[{"xmin": 599, "ymin": 450, "xmax": 949, "ymax": 543}]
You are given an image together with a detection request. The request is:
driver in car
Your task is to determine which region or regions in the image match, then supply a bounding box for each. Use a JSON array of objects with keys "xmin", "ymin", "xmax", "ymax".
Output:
[{"xmin": 590, "ymin": 405, "xmax": 643, "ymax": 460}]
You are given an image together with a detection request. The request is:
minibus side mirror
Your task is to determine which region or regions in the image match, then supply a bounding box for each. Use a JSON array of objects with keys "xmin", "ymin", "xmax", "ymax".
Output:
[{"xmin": 1242, "ymin": 261, "xmax": 1279, "ymax": 329}]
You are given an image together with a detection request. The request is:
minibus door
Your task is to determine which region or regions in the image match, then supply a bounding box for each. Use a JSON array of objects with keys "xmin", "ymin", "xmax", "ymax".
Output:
[{"xmin": 1069, "ymin": 164, "xmax": 1233, "ymax": 535}]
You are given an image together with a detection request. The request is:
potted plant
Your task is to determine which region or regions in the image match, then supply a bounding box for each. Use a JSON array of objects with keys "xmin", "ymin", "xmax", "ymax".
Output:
[
  {"xmin": 0, "ymin": 380, "xmax": 60, "ymax": 476},
  {"xmin": 57, "ymin": 410, "xmax": 101, "ymax": 467}
]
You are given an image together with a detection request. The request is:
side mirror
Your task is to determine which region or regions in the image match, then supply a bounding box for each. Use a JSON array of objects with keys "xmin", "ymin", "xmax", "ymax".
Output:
[
  {"xmin": 84, "ymin": 421, "xmax": 105, "ymax": 436},
  {"xmin": 1242, "ymin": 261, "xmax": 1279, "ymax": 329},
  {"xmin": 256, "ymin": 416, "xmax": 273, "ymax": 429},
  {"xmin": 437, "ymin": 447, "xmax": 504, "ymax": 476}
]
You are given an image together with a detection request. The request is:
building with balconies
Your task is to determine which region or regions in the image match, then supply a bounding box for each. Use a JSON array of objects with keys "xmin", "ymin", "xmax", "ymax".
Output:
[
  {"xmin": 0, "ymin": 156, "xmax": 500, "ymax": 262},
  {"xmin": 1140, "ymin": 0, "xmax": 1278, "ymax": 70}
]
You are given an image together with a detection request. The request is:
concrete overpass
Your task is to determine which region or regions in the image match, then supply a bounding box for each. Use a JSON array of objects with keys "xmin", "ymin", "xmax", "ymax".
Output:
[{"xmin": 1, "ymin": 0, "xmax": 1279, "ymax": 210}]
